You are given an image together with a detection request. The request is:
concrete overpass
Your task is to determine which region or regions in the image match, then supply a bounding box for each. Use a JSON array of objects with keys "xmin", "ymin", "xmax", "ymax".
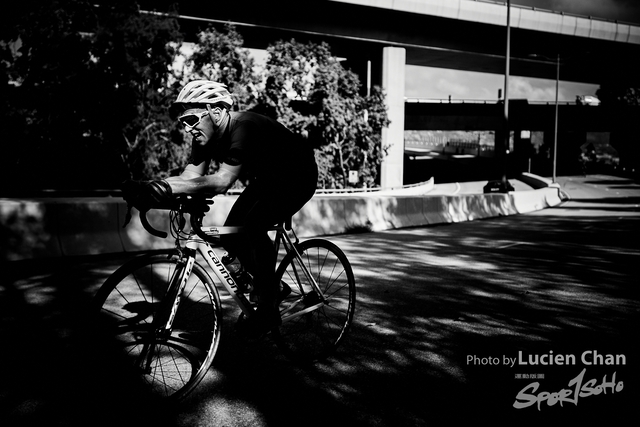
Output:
[
  {"xmin": 137, "ymin": 0, "xmax": 640, "ymax": 187},
  {"xmin": 160, "ymin": 0, "xmax": 640, "ymax": 84}
]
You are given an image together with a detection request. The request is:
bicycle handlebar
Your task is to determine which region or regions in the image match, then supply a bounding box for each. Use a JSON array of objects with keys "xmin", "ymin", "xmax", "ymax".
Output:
[
  {"xmin": 189, "ymin": 212, "xmax": 215, "ymax": 243},
  {"xmin": 133, "ymin": 195, "xmax": 215, "ymax": 240},
  {"xmin": 139, "ymin": 209, "xmax": 168, "ymax": 238},
  {"xmin": 132, "ymin": 195, "xmax": 289, "ymax": 242}
]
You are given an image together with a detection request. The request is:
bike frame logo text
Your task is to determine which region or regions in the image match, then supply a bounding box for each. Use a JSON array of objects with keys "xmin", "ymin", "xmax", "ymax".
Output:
[{"xmin": 209, "ymin": 249, "xmax": 239, "ymax": 293}]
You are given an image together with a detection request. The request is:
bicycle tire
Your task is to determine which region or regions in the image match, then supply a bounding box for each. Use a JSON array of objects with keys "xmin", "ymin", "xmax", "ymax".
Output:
[
  {"xmin": 272, "ymin": 239, "xmax": 356, "ymax": 363},
  {"xmin": 93, "ymin": 251, "xmax": 222, "ymax": 401}
]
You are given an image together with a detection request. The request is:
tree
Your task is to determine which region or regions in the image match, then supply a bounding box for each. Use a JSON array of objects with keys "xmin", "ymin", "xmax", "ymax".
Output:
[
  {"xmin": 0, "ymin": 0, "xmax": 183, "ymax": 191},
  {"xmin": 258, "ymin": 39, "xmax": 389, "ymax": 188},
  {"xmin": 596, "ymin": 84, "xmax": 640, "ymax": 106},
  {"xmin": 184, "ymin": 24, "xmax": 261, "ymax": 112},
  {"xmin": 1, "ymin": 0, "xmax": 100, "ymax": 191},
  {"xmin": 1, "ymin": 5, "xmax": 390, "ymax": 191},
  {"xmin": 86, "ymin": 1, "xmax": 184, "ymax": 180}
]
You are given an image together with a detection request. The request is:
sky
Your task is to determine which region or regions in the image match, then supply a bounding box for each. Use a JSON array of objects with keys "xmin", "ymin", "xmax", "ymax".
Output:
[
  {"xmin": 404, "ymin": 0, "xmax": 640, "ymax": 103},
  {"xmin": 404, "ymin": 65, "xmax": 599, "ymax": 103}
]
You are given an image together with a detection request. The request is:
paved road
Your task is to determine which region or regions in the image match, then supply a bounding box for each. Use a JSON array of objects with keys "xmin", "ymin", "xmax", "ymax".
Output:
[
  {"xmin": 1, "ymin": 175, "xmax": 638, "ymax": 426},
  {"xmin": 425, "ymin": 176, "xmax": 535, "ymax": 195}
]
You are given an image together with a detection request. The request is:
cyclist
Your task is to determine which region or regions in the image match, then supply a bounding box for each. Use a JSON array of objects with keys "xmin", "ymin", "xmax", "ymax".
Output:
[{"xmin": 137, "ymin": 80, "xmax": 318, "ymax": 337}]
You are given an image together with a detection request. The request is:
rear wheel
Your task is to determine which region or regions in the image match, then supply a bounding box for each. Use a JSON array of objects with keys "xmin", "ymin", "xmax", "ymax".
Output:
[
  {"xmin": 93, "ymin": 252, "xmax": 222, "ymax": 401},
  {"xmin": 273, "ymin": 239, "xmax": 356, "ymax": 363}
]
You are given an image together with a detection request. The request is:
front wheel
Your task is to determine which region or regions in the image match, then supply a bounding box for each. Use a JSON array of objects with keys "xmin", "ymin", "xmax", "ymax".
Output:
[
  {"xmin": 93, "ymin": 252, "xmax": 222, "ymax": 401},
  {"xmin": 273, "ymin": 239, "xmax": 356, "ymax": 363}
]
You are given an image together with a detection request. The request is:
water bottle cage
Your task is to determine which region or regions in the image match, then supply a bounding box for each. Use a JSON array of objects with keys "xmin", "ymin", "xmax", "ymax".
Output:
[{"xmin": 232, "ymin": 269, "xmax": 254, "ymax": 294}]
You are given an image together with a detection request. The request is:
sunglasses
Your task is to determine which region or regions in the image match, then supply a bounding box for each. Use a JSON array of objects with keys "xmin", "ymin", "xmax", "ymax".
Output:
[{"xmin": 178, "ymin": 110, "xmax": 209, "ymax": 128}]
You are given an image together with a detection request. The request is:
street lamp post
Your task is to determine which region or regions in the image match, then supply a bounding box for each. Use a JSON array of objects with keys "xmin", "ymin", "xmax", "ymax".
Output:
[
  {"xmin": 552, "ymin": 53, "xmax": 559, "ymax": 183},
  {"xmin": 484, "ymin": 0, "xmax": 513, "ymax": 194},
  {"xmin": 502, "ymin": 0, "xmax": 511, "ymax": 188},
  {"xmin": 529, "ymin": 53, "xmax": 561, "ymax": 183}
]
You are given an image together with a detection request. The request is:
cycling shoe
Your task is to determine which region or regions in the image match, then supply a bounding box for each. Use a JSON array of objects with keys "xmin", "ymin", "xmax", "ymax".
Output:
[{"xmin": 236, "ymin": 305, "xmax": 281, "ymax": 339}]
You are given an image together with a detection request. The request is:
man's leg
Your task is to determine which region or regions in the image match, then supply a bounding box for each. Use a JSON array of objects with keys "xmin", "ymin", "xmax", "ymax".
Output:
[{"xmin": 224, "ymin": 165, "xmax": 318, "ymax": 334}]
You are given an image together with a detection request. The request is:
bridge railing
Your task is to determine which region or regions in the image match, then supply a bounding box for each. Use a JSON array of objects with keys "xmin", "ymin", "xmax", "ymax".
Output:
[{"xmin": 405, "ymin": 97, "xmax": 578, "ymax": 106}]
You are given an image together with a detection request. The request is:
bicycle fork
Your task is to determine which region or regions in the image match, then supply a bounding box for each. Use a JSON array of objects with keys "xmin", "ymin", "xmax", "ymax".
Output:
[
  {"xmin": 136, "ymin": 250, "xmax": 196, "ymax": 374},
  {"xmin": 156, "ymin": 249, "xmax": 197, "ymax": 337}
]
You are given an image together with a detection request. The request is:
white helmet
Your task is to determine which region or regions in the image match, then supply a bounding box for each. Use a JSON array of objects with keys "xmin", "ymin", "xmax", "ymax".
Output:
[{"xmin": 172, "ymin": 80, "xmax": 233, "ymax": 115}]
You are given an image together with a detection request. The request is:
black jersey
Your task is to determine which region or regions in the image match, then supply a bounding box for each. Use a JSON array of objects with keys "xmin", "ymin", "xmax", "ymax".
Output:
[{"xmin": 194, "ymin": 111, "xmax": 308, "ymax": 183}]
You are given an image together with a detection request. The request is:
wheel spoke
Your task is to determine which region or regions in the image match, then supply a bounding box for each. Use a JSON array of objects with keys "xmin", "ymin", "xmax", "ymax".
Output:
[
  {"xmin": 94, "ymin": 254, "xmax": 221, "ymax": 401},
  {"xmin": 273, "ymin": 239, "xmax": 355, "ymax": 363}
]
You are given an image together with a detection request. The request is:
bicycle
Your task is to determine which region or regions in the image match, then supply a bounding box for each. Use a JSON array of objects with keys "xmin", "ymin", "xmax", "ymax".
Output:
[{"xmin": 93, "ymin": 195, "xmax": 356, "ymax": 402}]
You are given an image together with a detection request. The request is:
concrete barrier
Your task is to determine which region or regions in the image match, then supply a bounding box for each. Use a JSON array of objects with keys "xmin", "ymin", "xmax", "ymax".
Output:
[
  {"xmin": 0, "ymin": 199, "xmax": 62, "ymax": 260},
  {"xmin": 512, "ymin": 187, "xmax": 563, "ymax": 213},
  {"xmin": 1, "ymin": 175, "xmax": 565, "ymax": 261},
  {"xmin": 423, "ymin": 196, "xmax": 451, "ymax": 224},
  {"xmin": 294, "ymin": 196, "xmax": 350, "ymax": 236},
  {"xmin": 55, "ymin": 199, "xmax": 124, "ymax": 256},
  {"xmin": 519, "ymin": 172, "xmax": 560, "ymax": 189}
]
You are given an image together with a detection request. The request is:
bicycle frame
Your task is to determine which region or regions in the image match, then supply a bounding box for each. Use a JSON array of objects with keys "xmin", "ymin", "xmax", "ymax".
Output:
[
  {"xmin": 98, "ymin": 202, "xmax": 355, "ymax": 400},
  {"xmin": 173, "ymin": 223, "xmax": 327, "ymax": 326}
]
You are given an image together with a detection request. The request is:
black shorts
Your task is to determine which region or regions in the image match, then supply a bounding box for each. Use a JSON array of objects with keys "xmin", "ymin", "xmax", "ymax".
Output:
[{"xmin": 224, "ymin": 148, "xmax": 318, "ymax": 231}]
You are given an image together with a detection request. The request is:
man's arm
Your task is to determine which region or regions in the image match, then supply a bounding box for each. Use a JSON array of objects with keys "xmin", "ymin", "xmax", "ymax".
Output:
[
  {"xmin": 180, "ymin": 161, "xmax": 208, "ymax": 180},
  {"xmin": 166, "ymin": 163, "xmax": 241, "ymax": 196}
]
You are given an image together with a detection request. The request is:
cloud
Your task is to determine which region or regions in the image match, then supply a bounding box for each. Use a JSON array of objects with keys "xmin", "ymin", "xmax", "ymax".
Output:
[
  {"xmin": 509, "ymin": 76, "xmax": 598, "ymax": 102},
  {"xmin": 405, "ymin": 66, "xmax": 503, "ymax": 100},
  {"xmin": 405, "ymin": 65, "xmax": 598, "ymax": 102},
  {"xmin": 509, "ymin": 77, "xmax": 555, "ymax": 101},
  {"xmin": 435, "ymin": 75, "xmax": 471, "ymax": 98}
]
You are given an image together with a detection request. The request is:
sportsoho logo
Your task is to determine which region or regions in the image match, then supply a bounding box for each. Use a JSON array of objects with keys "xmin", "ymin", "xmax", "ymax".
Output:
[{"xmin": 512, "ymin": 351, "xmax": 626, "ymax": 411}]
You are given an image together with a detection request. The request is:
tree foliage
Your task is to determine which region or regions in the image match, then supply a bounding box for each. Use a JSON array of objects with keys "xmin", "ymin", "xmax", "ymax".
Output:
[
  {"xmin": 90, "ymin": 2, "xmax": 185, "ymax": 180},
  {"xmin": 1, "ymin": 4, "xmax": 389, "ymax": 192},
  {"xmin": 596, "ymin": 84, "xmax": 640, "ymax": 106},
  {"xmin": 2, "ymin": 0, "xmax": 100, "ymax": 190},
  {"xmin": 184, "ymin": 24, "xmax": 261, "ymax": 112},
  {"xmin": 258, "ymin": 39, "xmax": 390, "ymax": 188},
  {"xmin": 1, "ymin": 0, "xmax": 183, "ymax": 190}
]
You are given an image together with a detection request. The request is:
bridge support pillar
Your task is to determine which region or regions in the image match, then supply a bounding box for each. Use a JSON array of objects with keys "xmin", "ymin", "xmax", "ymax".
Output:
[{"xmin": 380, "ymin": 47, "xmax": 406, "ymax": 189}]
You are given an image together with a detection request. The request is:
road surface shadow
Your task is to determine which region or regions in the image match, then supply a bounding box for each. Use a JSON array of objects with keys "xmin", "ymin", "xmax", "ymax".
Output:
[{"xmin": 1, "ymin": 177, "xmax": 638, "ymax": 426}]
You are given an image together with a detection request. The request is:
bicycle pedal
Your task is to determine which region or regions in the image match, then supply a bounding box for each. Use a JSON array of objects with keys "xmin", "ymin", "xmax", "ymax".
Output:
[
  {"xmin": 249, "ymin": 292, "xmax": 259, "ymax": 304},
  {"xmin": 303, "ymin": 291, "xmax": 321, "ymax": 306},
  {"xmin": 236, "ymin": 308, "xmax": 280, "ymax": 339}
]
